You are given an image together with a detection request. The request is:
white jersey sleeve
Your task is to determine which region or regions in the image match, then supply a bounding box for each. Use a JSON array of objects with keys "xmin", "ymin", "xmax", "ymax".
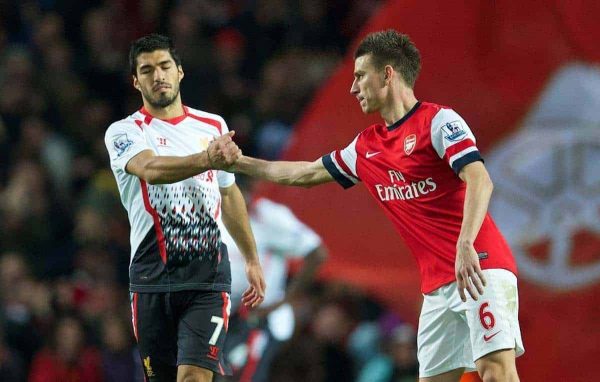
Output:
[
  {"xmin": 253, "ymin": 198, "xmax": 322, "ymax": 258},
  {"xmin": 321, "ymin": 134, "xmax": 361, "ymax": 189},
  {"xmin": 215, "ymin": 116, "xmax": 236, "ymax": 188},
  {"xmin": 105, "ymin": 119, "xmax": 150, "ymax": 173},
  {"xmin": 430, "ymin": 108, "xmax": 483, "ymax": 174}
]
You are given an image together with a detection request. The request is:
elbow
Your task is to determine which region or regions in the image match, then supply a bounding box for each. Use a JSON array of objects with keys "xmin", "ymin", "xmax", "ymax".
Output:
[
  {"xmin": 145, "ymin": 176, "xmax": 161, "ymax": 185},
  {"xmin": 486, "ymin": 174, "xmax": 494, "ymax": 194},
  {"xmin": 141, "ymin": 167, "xmax": 163, "ymax": 185}
]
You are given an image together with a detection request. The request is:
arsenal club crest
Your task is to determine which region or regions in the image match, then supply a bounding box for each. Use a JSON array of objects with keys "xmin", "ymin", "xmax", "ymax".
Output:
[{"xmin": 404, "ymin": 134, "xmax": 416, "ymax": 155}]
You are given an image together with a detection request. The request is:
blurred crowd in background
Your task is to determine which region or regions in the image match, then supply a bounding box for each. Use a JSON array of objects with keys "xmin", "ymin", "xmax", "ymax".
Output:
[{"xmin": 0, "ymin": 0, "xmax": 419, "ymax": 381}]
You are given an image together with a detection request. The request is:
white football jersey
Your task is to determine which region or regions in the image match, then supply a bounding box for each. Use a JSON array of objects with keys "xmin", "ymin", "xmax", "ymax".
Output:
[{"xmin": 105, "ymin": 105, "xmax": 234, "ymax": 292}]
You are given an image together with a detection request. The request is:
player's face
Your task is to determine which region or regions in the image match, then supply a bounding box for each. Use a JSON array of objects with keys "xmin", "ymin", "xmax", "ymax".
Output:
[
  {"xmin": 133, "ymin": 50, "xmax": 184, "ymax": 108},
  {"xmin": 350, "ymin": 54, "xmax": 386, "ymax": 114}
]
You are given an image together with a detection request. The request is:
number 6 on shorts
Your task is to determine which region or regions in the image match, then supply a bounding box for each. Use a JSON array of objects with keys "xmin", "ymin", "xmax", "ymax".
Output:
[{"xmin": 209, "ymin": 316, "xmax": 224, "ymax": 345}]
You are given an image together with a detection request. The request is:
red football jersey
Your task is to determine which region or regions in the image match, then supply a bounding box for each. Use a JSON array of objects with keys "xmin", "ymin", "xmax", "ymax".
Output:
[{"xmin": 322, "ymin": 101, "xmax": 517, "ymax": 293}]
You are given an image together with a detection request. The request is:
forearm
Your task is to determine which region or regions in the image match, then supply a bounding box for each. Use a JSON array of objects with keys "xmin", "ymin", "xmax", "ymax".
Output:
[
  {"xmin": 221, "ymin": 186, "xmax": 260, "ymax": 264},
  {"xmin": 232, "ymin": 156, "xmax": 329, "ymax": 187},
  {"xmin": 139, "ymin": 152, "xmax": 211, "ymax": 184},
  {"xmin": 458, "ymin": 175, "xmax": 493, "ymax": 247}
]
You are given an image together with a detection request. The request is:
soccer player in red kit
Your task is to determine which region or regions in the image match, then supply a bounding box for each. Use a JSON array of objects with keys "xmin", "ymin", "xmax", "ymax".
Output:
[{"xmin": 226, "ymin": 30, "xmax": 524, "ymax": 382}]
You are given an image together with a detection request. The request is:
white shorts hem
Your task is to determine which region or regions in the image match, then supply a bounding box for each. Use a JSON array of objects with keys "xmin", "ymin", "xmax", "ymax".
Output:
[
  {"xmin": 419, "ymin": 364, "xmax": 476, "ymax": 378},
  {"xmin": 473, "ymin": 345, "xmax": 525, "ymax": 362}
]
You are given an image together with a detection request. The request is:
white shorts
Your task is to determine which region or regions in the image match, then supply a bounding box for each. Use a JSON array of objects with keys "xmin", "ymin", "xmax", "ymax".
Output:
[{"xmin": 417, "ymin": 269, "xmax": 525, "ymax": 378}]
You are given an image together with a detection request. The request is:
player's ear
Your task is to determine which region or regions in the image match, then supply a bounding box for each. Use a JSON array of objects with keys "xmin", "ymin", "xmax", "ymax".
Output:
[
  {"xmin": 132, "ymin": 75, "xmax": 141, "ymax": 91},
  {"xmin": 178, "ymin": 65, "xmax": 184, "ymax": 82},
  {"xmin": 384, "ymin": 65, "xmax": 394, "ymax": 85}
]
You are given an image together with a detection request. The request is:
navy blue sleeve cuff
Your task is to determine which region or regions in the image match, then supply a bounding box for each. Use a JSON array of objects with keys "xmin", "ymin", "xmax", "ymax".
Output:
[
  {"xmin": 452, "ymin": 151, "xmax": 484, "ymax": 174},
  {"xmin": 322, "ymin": 155, "xmax": 355, "ymax": 189}
]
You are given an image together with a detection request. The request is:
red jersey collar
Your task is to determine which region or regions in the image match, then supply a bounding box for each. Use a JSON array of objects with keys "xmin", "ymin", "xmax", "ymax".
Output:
[{"xmin": 139, "ymin": 105, "xmax": 189, "ymax": 125}]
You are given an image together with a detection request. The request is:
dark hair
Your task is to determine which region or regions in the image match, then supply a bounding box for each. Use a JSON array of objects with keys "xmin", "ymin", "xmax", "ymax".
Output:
[
  {"xmin": 354, "ymin": 30, "xmax": 421, "ymax": 88},
  {"xmin": 129, "ymin": 34, "xmax": 181, "ymax": 76}
]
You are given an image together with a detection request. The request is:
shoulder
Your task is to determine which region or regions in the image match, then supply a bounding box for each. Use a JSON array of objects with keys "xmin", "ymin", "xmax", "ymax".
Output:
[
  {"xmin": 355, "ymin": 122, "xmax": 382, "ymax": 140},
  {"xmin": 418, "ymin": 102, "xmax": 463, "ymax": 122},
  {"xmin": 185, "ymin": 106, "xmax": 227, "ymax": 133},
  {"xmin": 105, "ymin": 115, "xmax": 142, "ymax": 139},
  {"xmin": 416, "ymin": 101, "xmax": 454, "ymax": 120}
]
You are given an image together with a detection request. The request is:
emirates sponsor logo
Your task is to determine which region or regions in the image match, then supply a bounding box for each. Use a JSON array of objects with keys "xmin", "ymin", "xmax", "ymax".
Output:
[
  {"xmin": 404, "ymin": 134, "xmax": 417, "ymax": 155},
  {"xmin": 376, "ymin": 170, "xmax": 437, "ymax": 201}
]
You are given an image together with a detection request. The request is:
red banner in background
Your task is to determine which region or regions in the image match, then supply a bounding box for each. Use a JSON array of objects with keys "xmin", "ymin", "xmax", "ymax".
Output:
[{"xmin": 259, "ymin": 1, "xmax": 600, "ymax": 380}]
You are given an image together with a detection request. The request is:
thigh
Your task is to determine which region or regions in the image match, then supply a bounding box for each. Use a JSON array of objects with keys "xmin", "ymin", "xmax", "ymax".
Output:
[
  {"xmin": 177, "ymin": 291, "xmax": 232, "ymax": 377},
  {"xmin": 417, "ymin": 289, "xmax": 474, "ymax": 378},
  {"xmin": 463, "ymin": 269, "xmax": 524, "ymax": 363},
  {"xmin": 132, "ymin": 292, "xmax": 178, "ymax": 381}
]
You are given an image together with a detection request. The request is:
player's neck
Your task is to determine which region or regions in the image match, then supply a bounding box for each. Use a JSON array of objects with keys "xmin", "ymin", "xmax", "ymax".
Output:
[
  {"xmin": 142, "ymin": 97, "xmax": 185, "ymax": 120},
  {"xmin": 381, "ymin": 90, "xmax": 418, "ymax": 126}
]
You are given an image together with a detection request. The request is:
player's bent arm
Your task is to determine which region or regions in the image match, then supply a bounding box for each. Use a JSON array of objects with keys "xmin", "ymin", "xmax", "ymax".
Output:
[
  {"xmin": 232, "ymin": 156, "xmax": 334, "ymax": 188},
  {"xmin": 125, "ymin": 149, "xmax": 212, "ymax": 185},
  {"xmin": 457, "ymin": 161, "xmax": 494, "ymax": 246}
]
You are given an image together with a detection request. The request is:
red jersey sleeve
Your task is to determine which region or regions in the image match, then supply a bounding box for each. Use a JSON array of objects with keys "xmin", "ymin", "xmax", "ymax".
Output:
[
  {"xmin": 321, "ymin": 134, "xmax": 361, "ymax": 188},
  {"xmin": 430, "ymin": 108, "xmax": 483, "ymax": 174}
]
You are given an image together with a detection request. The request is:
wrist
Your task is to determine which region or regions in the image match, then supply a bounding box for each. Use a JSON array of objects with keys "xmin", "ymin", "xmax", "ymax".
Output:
[
  {"xmin": 456, "ymin": 237, "xmax": 474, "ymax": 249},
  {"xmin": 205, "ymin": 149, "xmax": 214, "ymax": 167},
  {"xmin": 245, "ymin": 257, "xmax": 261, "ymax": 267}
]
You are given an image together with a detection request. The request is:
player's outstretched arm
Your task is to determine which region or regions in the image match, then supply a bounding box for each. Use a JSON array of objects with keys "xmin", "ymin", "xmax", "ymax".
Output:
[
  {"xmin": 220, "ymin": 183, "xmax": 266, "ymax": 308},
  {"xmin": 125, "ymin": 131, "xmax": 240, "ymax": 184},
  {"xmin": 231, "ymin": 155, "xmax": 334, "ymax": 187}
]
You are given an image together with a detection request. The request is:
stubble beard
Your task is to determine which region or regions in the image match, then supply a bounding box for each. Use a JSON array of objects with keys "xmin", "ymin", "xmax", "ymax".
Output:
[{"xmin": 144, "ymin": 85, "xmax": 180, "ymax": 109}]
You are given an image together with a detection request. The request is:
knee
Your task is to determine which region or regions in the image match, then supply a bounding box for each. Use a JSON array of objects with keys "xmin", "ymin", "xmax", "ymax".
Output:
[
  {"xmin": 178, "ymin": 367, "xmax": 213, "ymax": 382},
  {"xmin": 179, "ymin": 375, "xmax": 205, "ymax": 382},
  {"xmin": 480, "ymin": 364, "xmax": 519, "ymax": 382}
]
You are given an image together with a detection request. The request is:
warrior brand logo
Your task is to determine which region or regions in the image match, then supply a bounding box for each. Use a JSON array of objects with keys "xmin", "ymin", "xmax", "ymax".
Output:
[
  {"xmin": 113, "ymin": 134, "xmax": 133, "ymax": 157},
  {"xmin": 442, "ymin": 121, "xmax": 467, "ymax": 142},
  {"xmin": 207, "ymin": 345, "xmax": 220, "ymax": 360},
  {"xmin": 157, "ymin": 136, "xmax": 168, "ymax": 146},
  {"xmin": 376, "ymin": 170, "xmax": 437, "ymax": 202},
  {"xmin": 404, "ymin": 134, "xmax": 417, "ymax": 155}
]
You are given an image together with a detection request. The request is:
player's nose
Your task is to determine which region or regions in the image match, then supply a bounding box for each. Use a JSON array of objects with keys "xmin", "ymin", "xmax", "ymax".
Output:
[
  {"xmin": 153, "ymin": 67, "xmax": 165, "ymax": 81},
  {"xmin": 350, "ymin": 79, "xmax": 359, "ymax": 95}
]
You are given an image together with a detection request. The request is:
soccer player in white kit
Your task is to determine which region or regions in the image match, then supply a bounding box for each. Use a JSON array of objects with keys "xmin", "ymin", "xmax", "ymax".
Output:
[
  {"xmin": 224, "ymin": 30, "xmax": 524, "ymax": 382},
  {"xmin": 105, "ymin": 34, "xmax": 265, "ymax": 382}
]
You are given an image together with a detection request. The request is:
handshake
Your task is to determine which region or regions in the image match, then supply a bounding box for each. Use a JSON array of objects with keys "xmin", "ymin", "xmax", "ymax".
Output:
[{"xmin": 206, "ymin": 131, "xmax": 242, "ymax": 170}]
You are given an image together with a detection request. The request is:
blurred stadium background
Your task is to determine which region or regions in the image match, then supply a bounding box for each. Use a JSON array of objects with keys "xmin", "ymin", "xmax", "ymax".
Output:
[{"xmin": 0, "ymin": 0, "xmax": 598, "ymax": 381}]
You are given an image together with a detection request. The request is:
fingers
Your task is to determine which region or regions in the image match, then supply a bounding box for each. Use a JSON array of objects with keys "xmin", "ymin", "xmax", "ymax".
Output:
[
  {"xmin": 207, "ymin": 134, "xmax": 241, "ymax": 168},
  {"xmin": 457, "ymin": 267, "xmax": 486, "ymax": 302},
  {"xmin": 476, "ymin": 267, "xmax": 487, "ymax": 287},
  {"xmin": 241, "ymin": 285, "xmax": 265, "ymax": 308},
  {"xmin": 471, "ymin": 267, "xmax": 485, "ymax": 295},
  {"xmin": 463, "ymin": 271, "xmax": 478, "ymax": 301},
  {"xmin": 457, "ymin": 273, "xmax": 467, "ymax": 302}
]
